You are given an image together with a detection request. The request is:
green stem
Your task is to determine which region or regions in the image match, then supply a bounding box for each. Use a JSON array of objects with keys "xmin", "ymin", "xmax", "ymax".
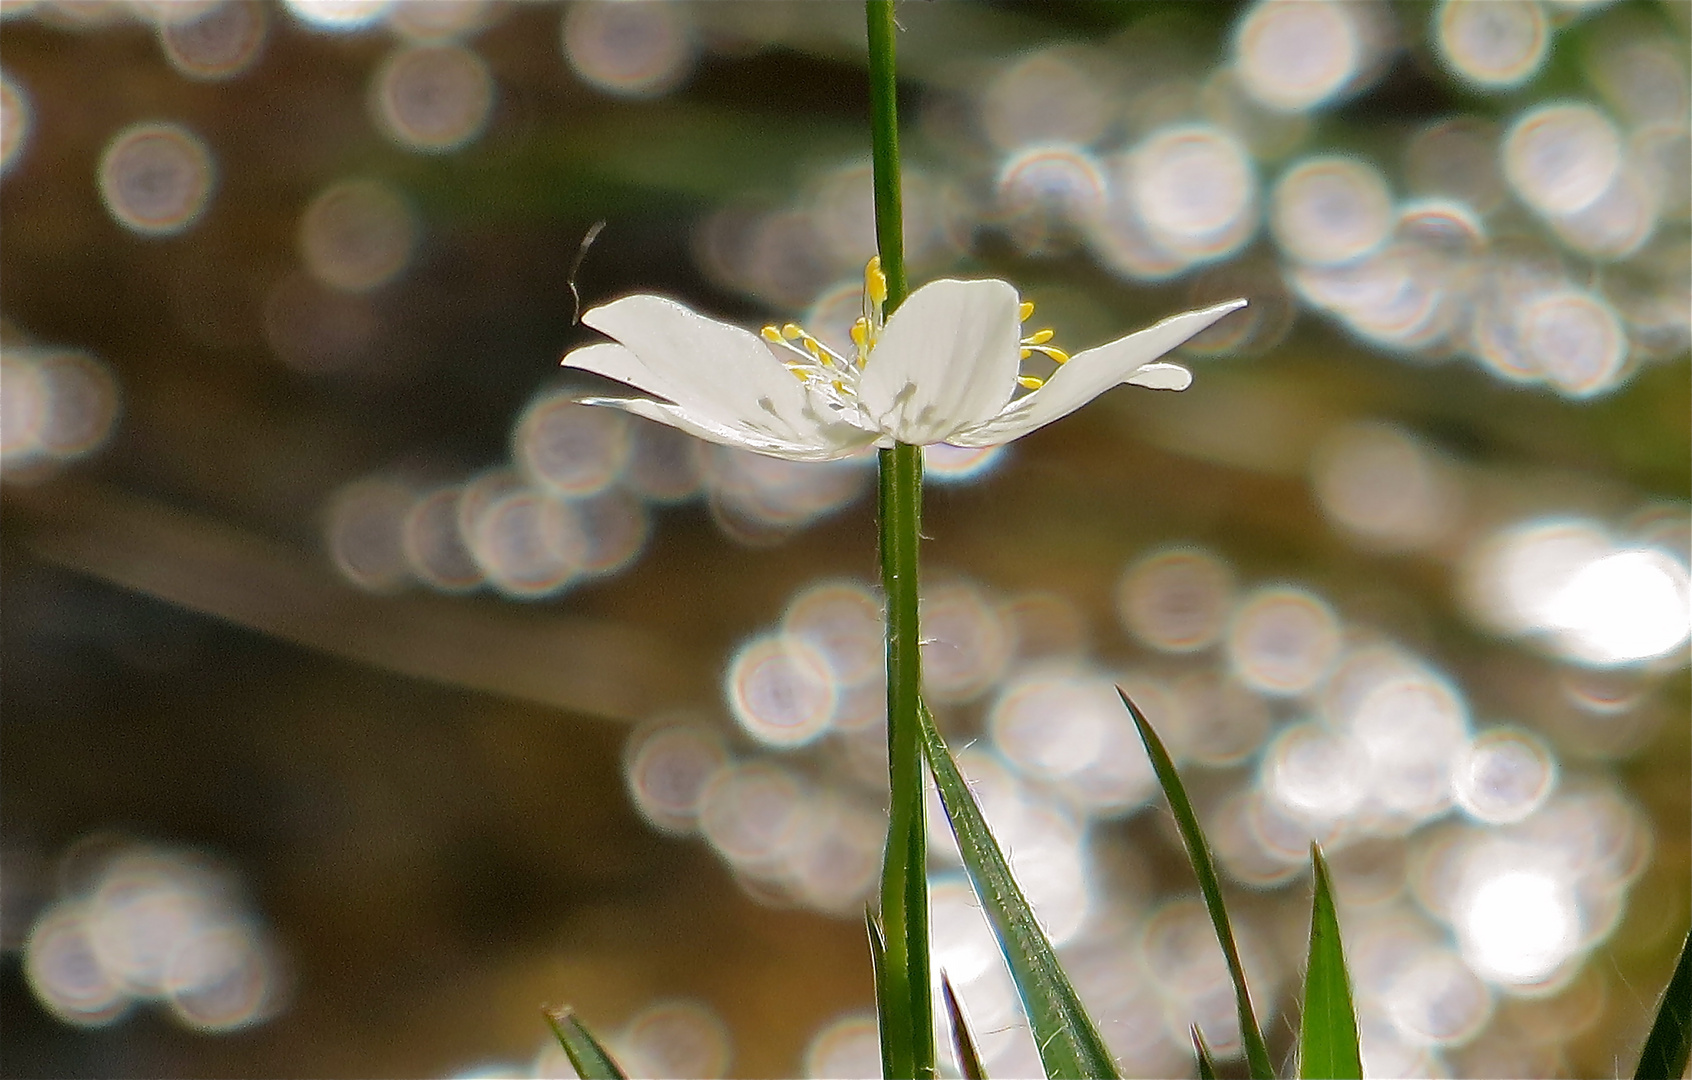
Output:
[
  {"xmin": 867, "ymin": 3, "xmax": 931, "ymax": 1079},
  {"xmin": 866, "ymin": 0, "xmax": 907, "ymax": 312}
]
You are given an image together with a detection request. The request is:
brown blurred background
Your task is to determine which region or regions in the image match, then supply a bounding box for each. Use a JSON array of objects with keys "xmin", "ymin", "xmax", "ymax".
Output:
[{"xmin": 1, "ymin": 1, "xmax": 1687, "ymax": 1077}]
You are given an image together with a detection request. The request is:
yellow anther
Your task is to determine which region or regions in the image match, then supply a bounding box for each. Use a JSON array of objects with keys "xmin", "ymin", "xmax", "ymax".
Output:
[
  {"xmin": 1019, "ymin": 300, "xmax": 1035, "ymax": 321},
  {"xmin": 804, "ymin": 338, "xmax": 823, "ymax": 358},
  {"xmin": 850, "ymin": 318, "xmax": 869, "ymax": 348},
  {"xmin": 833, "ymin": 379, "xmax": 845, "ymax": 393},
  {"xmin": 782, "ymin": 323, "xmax": 803, "ymax": 340},
  {"xmin": 1017, "ymin": 375, "xmax": 1045, "ymax": 390},
  {"xmin": 1020, "ymin": 348, "xmax": 1032, "ymax": 360},
  {"xmin": 762, "ymin": 325, "xmax": 784, "ymax": 343},
  {"xmin": 865, "ymin": 256, "xmax": 888, "ymax": 306},
  {"xmin": 1024, "ymin": 328, "xmax": 1055, "ymax": 345},
  {"xmin": 1044, "ymin": 347, "xmax": 1069, "ymax": 364},
  {"xmin": 786, "ymin": 365, "xmax": 808, "ymax": 381}
]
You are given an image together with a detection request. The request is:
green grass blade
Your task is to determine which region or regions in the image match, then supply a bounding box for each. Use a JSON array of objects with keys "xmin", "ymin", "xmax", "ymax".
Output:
[
  {"xmin": 1299, "ymin": 844, "xmax": 1362, "ymax": 1080},
  {"xmin": 543, "ymin": 1007, "xmax": 627, "ymax": 1080},
  {"xmin": 867, "ymin": 908, "xmax": 899, "ymax": 1077},
  {"xmin": 943, "ymin": 971, "xmax": 989, "ymax": 1080},
  {"xmin": 1192, "ymin": 1025, "xmax": 1218, "ymax": 1080},
  {"xmin": 1119, "ymin": 687, "xmax": 1274, "ymax": 1080},
  {"xmin": 918, "ymin": 702, "xmax": 1120, "ymax": 1080},
  {"xmin": 1635, "ymin": 928, "xmax": 1692, "ymax": 1080}
]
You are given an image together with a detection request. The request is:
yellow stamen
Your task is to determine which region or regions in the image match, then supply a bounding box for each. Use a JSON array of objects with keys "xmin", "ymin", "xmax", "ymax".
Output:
[
  {"xmin": 1017, "ymin": 375, "xmax": 1044, "ymax": 390},
  {"xmin": 782, "ymin": 323, "xmax": 804, "ymax": 340},
  {"xmin": 865, "ymin": 257, "xmax": 888, "ymax": 306},
  {"xmin": 833, "ymin": 379, "xmax": 845, "ymax": 393},
  {"xmin": 762, "ymin": 325, "xmax": 784, "ymax": 343},
  {"xmin": 1019, "ymin": 300, "xmax": 1035, "ymax": 322},
  {"xmin": 785, "ymin": 365, "xmax": 808, "ymax": 381},
  {"xmin": 1024, "ymin": 328, "xmax": 1055, "ymax": 345},
  {"xmin": 1029, "ymin": 345, "xmax": 1070, "ymax": 364},
  {"xmin": 850, "ymin": 318, "xmax": 868, "ymax": 348},
  {"xmin": 1020, "ymin": 348, "xmax": 1032, "ymax": 360}
]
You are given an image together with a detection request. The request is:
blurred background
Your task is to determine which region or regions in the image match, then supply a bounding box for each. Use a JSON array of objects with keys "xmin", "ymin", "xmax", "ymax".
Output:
[{"xmin": 1, "ymin": 0, "xmax": 1688, "ymax": 1076}]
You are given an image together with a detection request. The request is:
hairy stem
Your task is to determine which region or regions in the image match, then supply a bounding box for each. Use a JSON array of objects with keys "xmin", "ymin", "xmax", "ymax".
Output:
[{"xmin": 867, "ymin": 2, "xmax": 932, "ymax": 1078}]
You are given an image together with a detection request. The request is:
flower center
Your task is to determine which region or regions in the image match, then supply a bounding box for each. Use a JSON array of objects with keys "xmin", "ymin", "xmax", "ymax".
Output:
[{"xmin": 759, "ymin": 258, "xmax": 1069, "ymax": 398}]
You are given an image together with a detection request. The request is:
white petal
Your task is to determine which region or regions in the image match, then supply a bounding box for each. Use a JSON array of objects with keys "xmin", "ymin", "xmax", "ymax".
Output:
[
  {"xmin": 560, "ymin": 342, "xmax": 686, "ymax": 402},
  {"xmin": 580, "ymin": 396, "xmax": 873, "ymax": 462},
  {"xmin": 948, "ymin": 298, "xmax": 1245, "ymax": 446},
  {"xmin": 855, "ymin": 278, "xmax": 1022, "ymax": 445},
  {"xmin": 1124, "ymin": 361, "xmax": 1193, "ymax": 390},
  {"xmin": 581, "ymin": 294, "xmax": 823, "ymax": 446}
]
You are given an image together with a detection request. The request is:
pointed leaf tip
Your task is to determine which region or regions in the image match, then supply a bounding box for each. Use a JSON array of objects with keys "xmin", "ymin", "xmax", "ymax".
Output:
[
  {"xmin": 1634, "ymin": 928, "xmax": 1692, "ymax": 1080},
  {"xmin": 918, "ymin": 701, "xmax": 1120, "ymax": 1079},
  {"xmin": 1299, "ymin": 843, "xmax": 1362, "ymax": 1080},
  {"xmin": 1119, "ymin": 686, "xmax": 1274, "ymax": 1080},
  {"xmin": 544, "ymin": 1006, "xmax": 628, "ymax": 1080},
  {"xmin": 942, "ymin": 972, "xmax": 989, "ymax": 1080},
  {"xmin": 1192, "ymin": 1025, "xmax": 1219, "ymax": 1080}
]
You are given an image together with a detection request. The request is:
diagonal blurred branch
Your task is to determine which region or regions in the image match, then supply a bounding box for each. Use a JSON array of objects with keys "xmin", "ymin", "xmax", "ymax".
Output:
[{"xmin": 8, "ymin": 479, "xmax": 712, "ymax": 721}]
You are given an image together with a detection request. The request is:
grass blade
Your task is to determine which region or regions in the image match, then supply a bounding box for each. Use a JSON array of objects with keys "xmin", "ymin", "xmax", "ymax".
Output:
[
  {"xmin": 1192, "ymin": 1025, "xmax": 1218, "ymax": 1080},
  {"xmin": 1119, "ymin": 687, "xmax": 1274, "ymax": 1080},
  {"xmin": 1299, "ymin": 844, "xmax": 1362, "ymax": 1079},
  {"xmin": 543, "ymin": 1006, "xmax": 627, "ymax": 1080},
  {"xmin": 918, "ymin": 702, "xmax": 1120, "ymax": 1080},
  {"xmin": 866, "ymin": 908, "xmax": 898, "ymax": 1077},
  {"xmin": 1635, "ymin": 928, "xmax": 1692, "ymax": 1080},
  {"xmin": 943, "ymin": 971, "xmax": 989, "ymax": 1080}
]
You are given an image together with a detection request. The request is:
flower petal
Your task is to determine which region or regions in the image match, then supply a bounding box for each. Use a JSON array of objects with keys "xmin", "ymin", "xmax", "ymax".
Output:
[
  {"xmin": 580, "ymin": 396, "xmax": 873, "ymax": 462},
  {"xmin": 948, "ymin": 298, "xmax": 1245, "ymax": 446},
  {"xmin": 855, "ymin": 278, "xmax": 1022, "ymax": 445},
  {"xmin": 1124, "ymin": 361, "xmax": 1193, "ymax": 390},
  {"xmin": 580, "ymin": 293, "xmax": 824, "ymax": 446}
]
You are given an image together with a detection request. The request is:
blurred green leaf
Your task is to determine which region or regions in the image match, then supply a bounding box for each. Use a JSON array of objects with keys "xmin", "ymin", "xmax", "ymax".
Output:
[
  {"xmin": 1634, "ymin": 928, "xmax": 1692, "ymax": 1080},
  {"xmin": 1120, "ymin": 687, "xmax": 1274, "ymax": 1080},
  {"xmin": 918, "ymin": 701, "xmax": 1120, "ymax": 1080},
  {"xmin": 544, "ymin": 1007, "xmax": 627, "ymax": 1080},
  {"xmin": 943, "ymin": 971, "xmax": 989, "ymax": 1080},
  {"xmin": 1299, "ymin": 844, "xmax": 1362, "ymax": 1080},
  {"xmin": 1192, "ymin": 1025, "xmax": 1218, "ymax": 1080}
]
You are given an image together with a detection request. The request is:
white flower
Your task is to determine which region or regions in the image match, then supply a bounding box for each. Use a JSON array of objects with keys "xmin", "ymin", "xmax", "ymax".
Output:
[{"xmin": 560, "ymin": 259, "xmax": 1245, "ymax": 462}]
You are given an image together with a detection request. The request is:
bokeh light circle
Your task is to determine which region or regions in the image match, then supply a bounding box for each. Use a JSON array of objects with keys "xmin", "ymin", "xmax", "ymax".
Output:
[
  {"xmin": 467, "ymin": 490, "xmax": 588, "ymax": 598},
  {"xmin": 1227, "ymin": 586, "xmax": 1342, "ymax": 696},
  {"xmin": 1117, "ymin": 547, "xmax": 1235, "ymax": 653},
  {"xmin": 724, "ymin": 634, "xmax": 836, "ymax": 748},
  {"xmin": 1127, "ymin": 125, "xmax": 1257, "ymax": 262},
  {"xmin": 1453, "ymin": 728, "xmax": 1556, "ymax": 825},
  {"xmin": 159, "ymin": 0, "xmax": 268, "ymax": 80},
  {"xmin": 617, "ymin": 1000, "xmax": 732, "ymax": 1079},
  {"xmin": 298, "ymin": 177, "xmax": 418, "ymax": 292},
  {"xmin": 1, "ymin": 67, "xmax": 33, "ymax": 177},
  {"xmin": 281, "ymin": 0, "xmax": 390, "ymax": 32},
  {"xmin": 562, "ymin": 0, "xmax": 697, "ymax": 99},
  {"xmin": 401, "ymin": 487, "xmax": 484, "ymax": 592},
  {"xmin": 1233, "ymin": 0, "xmax": 1362, "ymax": 113},
  {"xmin": 515, "ymin": 393, "xmax": 631, "ymax": 498},
  {"xmin": 97, "ymin": 122, "xmax": 216, "ymax": 236},
  {"xmin": 623, "ymin": 720, "xmax": 729, "ymax": 835},
  {"xmin": 1434, "ymin": 0, "xmax": 1549, "ymax": 89},
  {"xmin": 1503, "ymin": 103, "xmax": 1622, "ymax": 217},
  {"xmin": 370, "ymin": 44, "xmax": 494, "ymax": 153},
  {"xmin": 1271, "ymin": 156, "xmax": 1394, "ymax": 265},
  {"xmin": 1518, "ymin": 288, "xmax": 1627, "ymax": 398}
]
